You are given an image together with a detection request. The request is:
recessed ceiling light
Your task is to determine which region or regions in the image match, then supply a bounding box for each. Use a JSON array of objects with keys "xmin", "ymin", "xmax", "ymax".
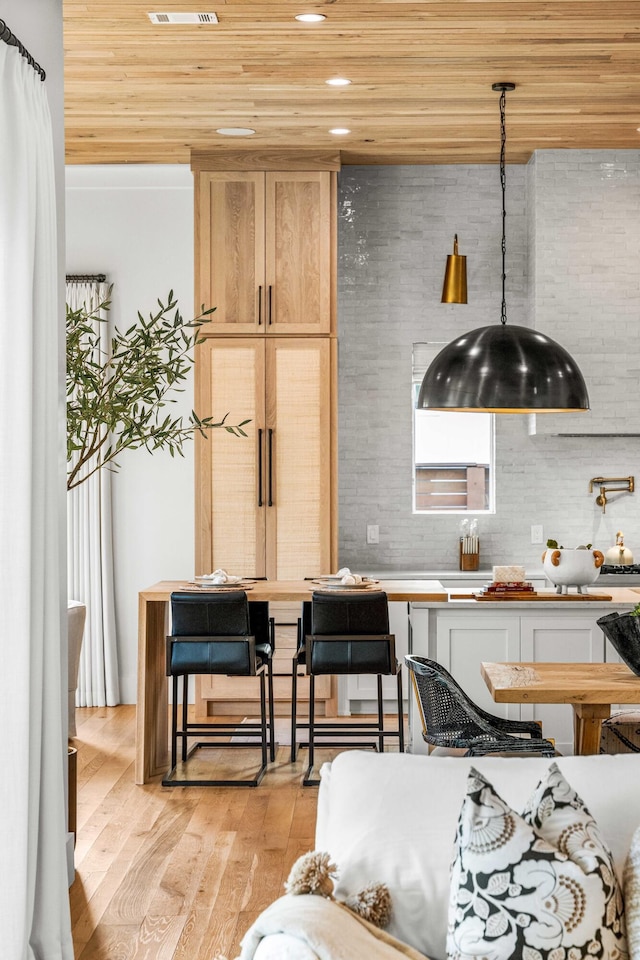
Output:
[
  {"xmin": 295, "ymin": 13, "xmax": 326, "ymax": 22},
  {"xmin": 326, "ymin": 78, "xmax": 351, "ymax": 87},
  {"xmin": 329, "ymin": 128, "xmax": 351, "ymax": 135},
  {"xmin": 216, "ymin": 127, "xmax": 256, "ymax": 136}
]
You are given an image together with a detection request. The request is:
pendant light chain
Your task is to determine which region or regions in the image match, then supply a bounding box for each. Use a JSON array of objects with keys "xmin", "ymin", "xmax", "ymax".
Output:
[
  {"xmin": 492, "ymin": 80, "xmax": 515, "ymax": 325},
  {"xmin": 499, "ymin": 85, "xmax": 508, "ymax": 325}
]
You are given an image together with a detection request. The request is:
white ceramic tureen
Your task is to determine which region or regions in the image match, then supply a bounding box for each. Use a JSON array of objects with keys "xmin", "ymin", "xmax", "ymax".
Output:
[{"xmin": 542, "ymin": 542, "xmax": 605, "ymax": 594}]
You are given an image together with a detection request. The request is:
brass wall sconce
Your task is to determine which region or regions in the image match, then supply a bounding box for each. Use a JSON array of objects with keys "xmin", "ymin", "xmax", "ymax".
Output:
[{"xmin": 589, "ymin": 476, "xmax": 635, "ymax": 514}]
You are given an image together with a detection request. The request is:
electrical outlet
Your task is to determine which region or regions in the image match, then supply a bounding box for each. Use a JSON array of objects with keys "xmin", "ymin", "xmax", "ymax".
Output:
[
  {"xmin": 531, "ymin": 524, "xmax": 544, "ymax": 544},
  {"xmin": 367, "ymin": 524, "xmax": 379, "ymax": 544}
]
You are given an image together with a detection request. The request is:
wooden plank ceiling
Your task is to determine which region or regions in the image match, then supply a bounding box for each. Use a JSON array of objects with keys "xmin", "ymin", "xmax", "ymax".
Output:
[{"xmin": 63, "ymin": 1, "xmax": 640, "ymax": 165}]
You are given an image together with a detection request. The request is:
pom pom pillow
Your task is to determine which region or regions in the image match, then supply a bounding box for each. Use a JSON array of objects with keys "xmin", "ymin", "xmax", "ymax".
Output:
[{"xmin": 447, "ymin": 763, "xmax": 627, "ymax": 960}]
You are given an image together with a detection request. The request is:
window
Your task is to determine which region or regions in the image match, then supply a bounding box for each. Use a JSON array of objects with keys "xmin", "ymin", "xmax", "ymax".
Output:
[{"xmin": 413, "ymin": 343, "xmax": 495, "ymax": 513}]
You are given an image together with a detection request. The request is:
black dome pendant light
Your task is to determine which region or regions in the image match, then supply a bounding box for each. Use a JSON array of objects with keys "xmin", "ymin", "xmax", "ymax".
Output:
[{"xmin": 419, "ymin": 82, "xmax": 590, "ymax": 414}]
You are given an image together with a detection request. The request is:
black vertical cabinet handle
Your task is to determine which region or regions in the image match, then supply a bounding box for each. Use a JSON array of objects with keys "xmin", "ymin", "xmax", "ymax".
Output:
[
  {"xmin": 258, "ymin": 285, "xmax": 262, "ymax": 325},
  {"xmin": 268, "ymin": 285, "xmax": 273, "ymax": 325},
  {"xmin": 257, "ymin": 428, "xmax": 263, "ymax": 507},
  {"xmin": 268, "ymin": 428, "xmax": 273, "ymax": 506}
]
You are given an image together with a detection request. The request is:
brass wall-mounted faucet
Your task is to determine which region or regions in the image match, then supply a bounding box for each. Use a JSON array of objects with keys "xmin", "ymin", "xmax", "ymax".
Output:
[{"xmin": 588, "ymin": 476, "xmax": 635, "ymax": 514}]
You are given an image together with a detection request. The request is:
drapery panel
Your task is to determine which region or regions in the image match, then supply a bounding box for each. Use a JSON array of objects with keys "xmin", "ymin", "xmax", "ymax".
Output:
[
  {"xmin": 66, "ymin": 279, "xmax": 120, "ymax": 710},
  {"xmin": 0, "ymin": 39, "xmax": 74, "ymax": 960}
]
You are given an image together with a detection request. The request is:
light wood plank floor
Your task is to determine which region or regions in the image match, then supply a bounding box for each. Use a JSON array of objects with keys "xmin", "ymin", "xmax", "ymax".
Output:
[{"xmin": 70, "ymin": 705, "xmax": 396, "ymax": 960}]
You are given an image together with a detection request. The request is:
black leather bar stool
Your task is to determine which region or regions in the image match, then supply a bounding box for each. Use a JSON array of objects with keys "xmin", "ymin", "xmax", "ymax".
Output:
[
  {"xmin": 163, "ymin": 591, "xmax": 275, "ymax": 786},
  {"xmin": 292, "ymin": 590, "xmax": 404, "ymax": 785}
]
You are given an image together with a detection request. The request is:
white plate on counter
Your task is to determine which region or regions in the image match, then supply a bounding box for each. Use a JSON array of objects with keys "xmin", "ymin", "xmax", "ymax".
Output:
[
  {"xmin": 311, "ymin": 577, "xmax": 379, "ymax": 591},
  {"xmin": 189, "ymin": 577, "xmax": 255, "ymax": 588}
]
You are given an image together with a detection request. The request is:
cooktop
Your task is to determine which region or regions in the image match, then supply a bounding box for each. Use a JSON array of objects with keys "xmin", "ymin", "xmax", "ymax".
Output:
[{"xmin": 600, "ymin": 564, "xmax": 640, "ymax": 575}]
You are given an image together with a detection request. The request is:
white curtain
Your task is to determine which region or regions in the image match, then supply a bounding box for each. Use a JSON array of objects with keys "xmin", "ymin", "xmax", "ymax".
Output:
[
  {"xmin": 0, "ymin": 41, "xmax": 74, "ymax": 960},
  {"xmin": 66, "ymin": 280, "xmax": 120, "ymax": 708}
]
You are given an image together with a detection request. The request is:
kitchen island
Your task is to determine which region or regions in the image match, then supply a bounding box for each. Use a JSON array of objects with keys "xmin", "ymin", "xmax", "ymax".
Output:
[
  {"xmin": 136, "ymin": 578, "xmax": 448, "ymax": 783},
  {"xmin": 136, "ymin": 580, "xmax": 640, "ymax": 781},
  {"xmin": 409, "ymin": 585, "xmax": 640, "ymax": 756}
]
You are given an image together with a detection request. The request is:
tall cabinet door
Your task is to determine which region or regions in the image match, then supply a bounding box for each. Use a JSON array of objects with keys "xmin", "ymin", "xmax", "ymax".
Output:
[
  {"xmin": 265, "ymin": 172, "xmax": 332, "ymax": 334},
  {"xmin": 196, "ymin": 171, "xmax": 266, "ymax": 333},
  {"xmin": 265, "ymin": 338, "xmax": 333, "ymax": 579},
  {"xmin": 195, "ymin": 338, "xmax": 266, "ymax": 576},
  {"xmin": 195, "ymin": 337, "xmax": 334, "ymax": 579},
  {"xmin": 196, "ymin": 170, "xmax": 333, "ymax": 336}
]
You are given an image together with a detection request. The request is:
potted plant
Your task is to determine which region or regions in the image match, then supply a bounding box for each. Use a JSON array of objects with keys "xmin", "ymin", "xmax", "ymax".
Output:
[
  {"xmin": 542, "ymin": 539, "xmax": 605, "ymax": 594},
  {"xmin": 66, "ymin": 288, "xmax": 249, "ymax": 489}
]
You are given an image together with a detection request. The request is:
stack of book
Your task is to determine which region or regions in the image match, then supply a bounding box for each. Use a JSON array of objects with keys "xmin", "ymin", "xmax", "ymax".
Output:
[{"xmin": 479, "ymin": 581, "xmax": 536, "ymax": 596}]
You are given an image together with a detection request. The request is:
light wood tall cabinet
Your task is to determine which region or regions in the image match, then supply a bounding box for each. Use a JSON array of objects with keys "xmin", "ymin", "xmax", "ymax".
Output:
[
  {"xmin": 195, "ymin": 336, "xmax": 335, "ymax": 580},
  {"xmin": 195, "ymin": 168, "xmax": 334, "ymax": 335},
  {"xmin": 192, "ymin": 151, "xmax": 339, "ymax": 718}
]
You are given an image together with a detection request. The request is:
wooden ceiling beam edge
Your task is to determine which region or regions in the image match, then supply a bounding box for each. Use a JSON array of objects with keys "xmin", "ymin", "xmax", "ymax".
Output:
[{"xmin": 190, "ymin": 149, "xmax": 342, "ymax": 171}]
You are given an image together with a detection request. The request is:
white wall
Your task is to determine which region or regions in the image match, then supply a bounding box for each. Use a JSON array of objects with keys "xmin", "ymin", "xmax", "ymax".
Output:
[{"xmin": 65, "ymin": 165, "xmax": 195, "ymax": 702}]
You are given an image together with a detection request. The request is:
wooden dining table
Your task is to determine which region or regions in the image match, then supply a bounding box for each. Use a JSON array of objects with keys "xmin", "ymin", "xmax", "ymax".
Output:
[
  {"xmin": 135, "ymin": 578, "xmax": 448, "ymax": 783},
  {"xmin": 481, "ymin": 660, "xmax": 640, "ymax": 756}
]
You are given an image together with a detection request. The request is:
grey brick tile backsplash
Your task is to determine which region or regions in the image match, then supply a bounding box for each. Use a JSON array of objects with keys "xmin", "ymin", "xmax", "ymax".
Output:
[{"xmin": 337, "ymin": 155, "xmax": 640, "ymax": 572}]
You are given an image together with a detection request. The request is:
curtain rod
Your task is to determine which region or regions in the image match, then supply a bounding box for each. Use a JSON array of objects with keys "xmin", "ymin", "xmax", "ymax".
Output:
[
  {"xmin": 0, "ymin": 19, "xmax": 46, "ymax": 81},
  {"xmin": 66, "ymin": 274, "xmax": 107, "ymax": 283}
]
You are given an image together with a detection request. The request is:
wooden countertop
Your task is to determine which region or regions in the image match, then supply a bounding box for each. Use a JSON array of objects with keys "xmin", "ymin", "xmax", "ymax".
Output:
[
  {"xmin": 443, "ymin": 586, "xmax": 640, "ymax": 607},
  {"xmin": 481, "ymin": 660, "xmax": 640, "ymax": 704},
  {"xmin": 139, "ymin": 581, "xmax": 640, "ymax": 607},
  {"xmin": 481, "ymin": 660, "xmax": 640, "ymax": 755},
  {"xmin": 139, "ymin": 579, "xmax": 450, "ymax": 603}
]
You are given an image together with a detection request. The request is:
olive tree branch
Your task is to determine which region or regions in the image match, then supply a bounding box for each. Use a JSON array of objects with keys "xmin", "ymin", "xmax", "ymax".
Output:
[{"xmin": 67, "ymin": 290, "xmax": 249, "ymax": 491}]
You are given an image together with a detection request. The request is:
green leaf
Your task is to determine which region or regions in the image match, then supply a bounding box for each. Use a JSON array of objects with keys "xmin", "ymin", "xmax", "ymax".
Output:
[{"xmin": 66, "ymin": 291, "xmax": 250, "ymax": 490}]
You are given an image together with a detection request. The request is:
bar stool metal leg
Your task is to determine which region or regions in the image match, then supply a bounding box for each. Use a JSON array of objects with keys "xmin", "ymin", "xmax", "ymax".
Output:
[
  {"xmin": 377, "ymin": 674, "xmax": 385, "ymax": 753},
  {"xmin": 171, "ymin": 674, "xmax": 179, "ymax": 772},
  {"xmin": 303, "ymin": 674, "xmax": 319, "ymax": 786},
  {"xmin": 267, "ymin": 659, "xmax": 276, "ymax": 762},
  {"xmin": 181, "ymin": 675, "xmax": 189, "ymax": 761},
  {"xmin": 290, "ymin": 657, "xmax": 299, "ymax": 762},
  {"xmin": 397, "ymin": 670, "xmax": 404, "ymax": 752}
]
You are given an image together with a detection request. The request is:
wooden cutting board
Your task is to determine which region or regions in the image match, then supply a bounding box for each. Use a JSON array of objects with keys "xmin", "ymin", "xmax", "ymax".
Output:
[{"xmin": 451, "ymin": 592, "xmax": 613, "ymax": 601}]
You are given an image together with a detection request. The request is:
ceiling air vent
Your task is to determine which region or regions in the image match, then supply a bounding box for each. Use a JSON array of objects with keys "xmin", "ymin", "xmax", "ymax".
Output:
[{"xmin": 148, "ymin": 12, "xmax": 218, "ymax": 24}]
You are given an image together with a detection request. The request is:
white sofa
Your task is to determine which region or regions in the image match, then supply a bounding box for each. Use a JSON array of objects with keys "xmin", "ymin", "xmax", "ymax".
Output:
[{"xmin": 251, "ymin": 751, "xmax": 640, "ymax": 960}]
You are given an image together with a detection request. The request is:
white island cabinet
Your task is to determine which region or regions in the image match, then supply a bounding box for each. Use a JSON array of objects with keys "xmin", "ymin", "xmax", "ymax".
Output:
[
  {"xmin": 344, "ymin": 601, "xmax": 409, "ymax": 713},
  {"xmin": 409, "ymin": 594, "xmax": 636, "ymax": 756}
]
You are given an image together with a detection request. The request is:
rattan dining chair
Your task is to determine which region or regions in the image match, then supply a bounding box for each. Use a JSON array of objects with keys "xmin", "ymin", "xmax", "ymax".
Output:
[
  {"xmin": 405, "ymin": 655, "xmax": 556, "ymax": 757},
  {"xmin": 163, "ymin": 590, "xmax": 275, "ymax": 786}
]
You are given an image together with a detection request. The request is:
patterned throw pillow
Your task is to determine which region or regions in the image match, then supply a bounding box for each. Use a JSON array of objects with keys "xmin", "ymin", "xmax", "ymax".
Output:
[{"xmin": 447, "ymin": 763, "xmax": 627, "ymax": 960}]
